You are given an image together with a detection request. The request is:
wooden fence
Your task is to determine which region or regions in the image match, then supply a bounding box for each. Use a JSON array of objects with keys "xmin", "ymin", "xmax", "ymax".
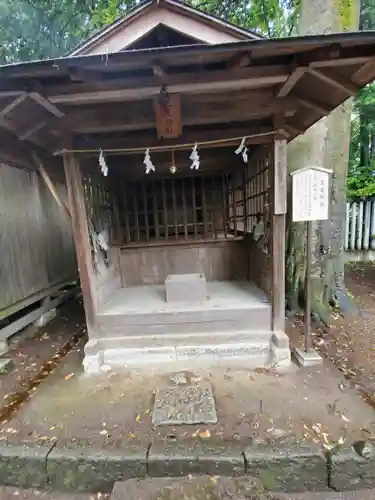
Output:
[
  {"xmin": 0, "ymin": 163, "xmax": 77, "ymax": 319},
  {"xmin": 345, "ymin": 199, "xmax": 375, "ymax": 260}
]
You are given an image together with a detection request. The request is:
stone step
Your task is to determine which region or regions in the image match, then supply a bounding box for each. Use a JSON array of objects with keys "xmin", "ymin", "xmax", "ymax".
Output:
[
  {"xmin": 110, "ymin": 480, "xmax": 375, "ymax": 500},
  {"xmin": 98, "ymin": 305, "xmax": 271, "ymax": 337},
  {"xmin": 101, "ymin": 334, "xmax": 273, "ymax": 367}
]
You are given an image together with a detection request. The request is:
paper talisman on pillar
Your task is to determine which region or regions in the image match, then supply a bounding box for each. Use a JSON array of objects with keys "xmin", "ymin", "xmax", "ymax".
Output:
[
  {"xmin": 291, "ymin": 166, "xmax": 332, "ymax": 222},
  {"xmin": 153, "ymin": 93, "xmax": 182, "ymax": 139}
]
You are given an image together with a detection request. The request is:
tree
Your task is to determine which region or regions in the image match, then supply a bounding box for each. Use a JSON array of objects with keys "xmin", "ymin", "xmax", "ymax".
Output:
[
  {"xmin": 286, "ymin": 0, "xmax": 360, "ymax": 322},
  {"xmin": 0, "ymin": 0, "xmax": 137, "ymax": 63},
  {"xmin": 347, "ymin": 1, "xmax": 375, "ymax": 200}
]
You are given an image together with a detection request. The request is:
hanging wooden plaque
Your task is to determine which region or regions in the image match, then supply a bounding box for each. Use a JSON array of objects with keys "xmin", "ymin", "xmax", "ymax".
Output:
[{"xmin": 153, "ymin": 93, "xmax": 182, "ymax": 139}]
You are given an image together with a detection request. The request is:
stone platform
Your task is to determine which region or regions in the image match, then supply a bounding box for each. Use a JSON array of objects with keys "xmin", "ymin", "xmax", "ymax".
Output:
[{"xmin": 85, "ymin": 281, "xmax": 290, "ymax": 372}]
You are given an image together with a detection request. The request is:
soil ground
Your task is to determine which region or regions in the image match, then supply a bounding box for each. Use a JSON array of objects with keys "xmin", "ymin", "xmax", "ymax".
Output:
[
  {"xmin": 0, "ymin": 297, "xmax": 86, "ymax": 428},
  {"xmin": 0, "ymin": 486, "xmax": 374, "ymax": 500},
  {"xmin": 287, "ymin": 262, "xmax": 375, "ymax": 401},
  {"xmin": 2, "ymin": 345, "xmax": 374, "ymax": 450}
]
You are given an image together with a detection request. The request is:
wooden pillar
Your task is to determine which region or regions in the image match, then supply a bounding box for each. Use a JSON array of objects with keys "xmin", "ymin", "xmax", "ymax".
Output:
[
  {"xmin": 63, "ymin": 152, "xmax": 97, "ymax": 334},
  {"xmin": 271, "ymin": 139, "xmax": 287, "ymax": 332}
]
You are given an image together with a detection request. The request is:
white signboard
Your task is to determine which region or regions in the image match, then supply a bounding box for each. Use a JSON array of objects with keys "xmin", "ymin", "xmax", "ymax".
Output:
[{"xmin": 291, "ymin": 167, "xmax": 331, "ymax": 222}]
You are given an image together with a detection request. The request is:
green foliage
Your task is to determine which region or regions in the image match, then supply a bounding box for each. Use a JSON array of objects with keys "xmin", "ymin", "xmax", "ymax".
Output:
[
  {"xmin": 190, "ymin": 0, "xmax": 299, "ymax": 36},
  {"xmin": 0, "ymin": 0, "xmax": 300, "ymax": 65},
  {"xmin": 347, "ymin": 0, "xmax": 375, "ymax": 199}
]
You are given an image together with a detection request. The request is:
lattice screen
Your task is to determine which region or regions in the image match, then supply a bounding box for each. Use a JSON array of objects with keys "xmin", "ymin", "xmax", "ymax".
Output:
[{"xmin": 116, "ymin": 175, "xmax": 234, "ymax": 244}]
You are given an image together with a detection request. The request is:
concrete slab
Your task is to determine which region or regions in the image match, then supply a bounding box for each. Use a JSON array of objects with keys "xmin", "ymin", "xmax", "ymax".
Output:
[{"xmin": 152, "ymin": 382, "xmax": 218, "ymax": 425}]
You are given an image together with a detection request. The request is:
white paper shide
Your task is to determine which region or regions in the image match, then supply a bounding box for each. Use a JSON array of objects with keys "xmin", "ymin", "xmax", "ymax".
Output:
[{"xmin": 291, "ymin": 166, "xmax": 332, "ymax": 222}]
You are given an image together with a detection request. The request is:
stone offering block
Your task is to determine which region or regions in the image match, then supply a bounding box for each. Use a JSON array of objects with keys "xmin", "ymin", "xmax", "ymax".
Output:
[
  {"xmin": 152, "ymin": 382, "xmax": 218, "ymax": 426},
  {"xmin": 165, "ymin": 273, "xmax": 207, "ymax": 303}
]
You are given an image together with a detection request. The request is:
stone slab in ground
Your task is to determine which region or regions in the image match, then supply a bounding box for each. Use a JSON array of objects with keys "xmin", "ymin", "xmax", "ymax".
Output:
[
  {"xmin": 152, "ymin": 382, "xmax": 218, "ymax": 426},
  {"xmin": 0, "ymin": 486, "xmax": 108, "ymax": 499}
]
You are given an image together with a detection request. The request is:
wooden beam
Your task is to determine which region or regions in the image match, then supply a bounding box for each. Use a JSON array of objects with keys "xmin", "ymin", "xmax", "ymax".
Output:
[
  {"xmin": 63, "ymin": 151, "xmax": 97, "ymax": 333},
  {"xmin": 54, "ymin": 97, "xmax": 296, "ymax": 134},
  {"xmin": 277, "ymin": 66, "xmax": 307, "ymax": 98},
  {"xmin": 226, "ymin": 51, "xmax": 252, "ymax": 69},
  {"xmin": 32, "ymin": 152, "xmax": 71, "ymax": 220},
  {"xmin": 0, "ymin": 93, "xmax": 28, "ymax": 118},
  {"xmin": 307, "ymin": 67, "xmax": 357, "ymax": 96},
  {"xmin": 47, "ymin": 65, "xmax": 289, "ymax": 105},
  {"xmin": 29, "ymin": 92, "xmax": 65, "ymax": 117}
]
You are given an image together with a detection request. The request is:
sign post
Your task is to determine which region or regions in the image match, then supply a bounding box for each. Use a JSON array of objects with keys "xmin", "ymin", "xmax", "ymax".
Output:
[{"xmin": 290, "ymin": 166, "xmax": 332, "ymax": 366}]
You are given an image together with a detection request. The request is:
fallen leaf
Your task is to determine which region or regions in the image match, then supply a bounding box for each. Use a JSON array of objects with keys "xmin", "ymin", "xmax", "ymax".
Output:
[
  {"xmin": 64, "ymin": 373, "xmax": 75, "ymax": 381},
  {"xmin": 210, "ymin": 476, "xmax": 219, "ymax": 484},
  {"xmin": 199, "ymin": 429, "xmax": 211, "ymax": 439},
  {"xmin": 136, "ymin": 414, "xmax": 141, "ymax": 422},
  {"xmin": 99, "ymin": 430, "xmax": 108, "ymax": 436},
  {"xmin": 341, "ymin": 414, "xmax": 350, "ymax": 423}
]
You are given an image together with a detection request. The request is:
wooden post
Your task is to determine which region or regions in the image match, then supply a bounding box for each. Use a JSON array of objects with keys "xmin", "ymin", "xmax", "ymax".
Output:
[
  {"xmin": 63, "ymin": 152, "xmax": 97, "ymax": 334},
  {"xmin": 271, "ymin": 139, "xmax": 287, "ymax": 333},
  {"xmin": 305, "ymin": 220, "xmax": 312, "ymax": 352}
]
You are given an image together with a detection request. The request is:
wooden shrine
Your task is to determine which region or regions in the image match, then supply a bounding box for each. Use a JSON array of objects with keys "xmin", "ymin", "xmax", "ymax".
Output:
[{"xmin": 0, "ymin": 0, "xmax": 375, "ymax": 372}]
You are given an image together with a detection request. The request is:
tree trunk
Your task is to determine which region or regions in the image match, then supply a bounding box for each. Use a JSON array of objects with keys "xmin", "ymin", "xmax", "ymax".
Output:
[{"xmin": 286, "ymin": 0, "xmax": 360, "ymax": 322}]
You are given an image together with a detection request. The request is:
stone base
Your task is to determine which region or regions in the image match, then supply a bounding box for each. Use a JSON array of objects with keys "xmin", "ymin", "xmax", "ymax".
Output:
[
  {"xmin": 270, "ymin": 330, "xmax": 291, "ymax": 368},
  {"xmin": 293, "ymin": 347, "xmax": 323, "ymax": 367},
  {"xmin": 165, "ymin": 273, "xmax": 207, "ymax": 303},
  {"xmin": 82, "ymin": 337, "xmax": 273, "ymax": 374}
]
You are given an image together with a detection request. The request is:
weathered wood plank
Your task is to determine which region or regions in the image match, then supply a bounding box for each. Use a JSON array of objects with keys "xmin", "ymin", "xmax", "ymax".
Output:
[{"xmin": 63, "ymin": 152, "xmax": 97, "ymax": 331}]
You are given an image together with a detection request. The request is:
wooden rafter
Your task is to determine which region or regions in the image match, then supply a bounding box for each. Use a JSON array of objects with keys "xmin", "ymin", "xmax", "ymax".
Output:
[
  {"xmin": 307, "ymin": 67, "xmax": 357, "ymax": 96},
  {"xmin": 32, "ymin": 152, "xmax": 71, "ymax": 220},
  {"xmin": 277, "ymin": 66, "xmax": 307, "ymax": 98},
  {"xmin": 353, "ymin": 59, "xmax": 375, "ymax": 83},
  {"xmin": 0, "ymin": 93, "xmax": 28, "ymax": 118},
  {"xmin": 292, "ymin": 94, "xmax": 331, "ymax": 115},
  {"xmin": 29, "ymin": 92, "xmax": 65, "ymax": 118}
]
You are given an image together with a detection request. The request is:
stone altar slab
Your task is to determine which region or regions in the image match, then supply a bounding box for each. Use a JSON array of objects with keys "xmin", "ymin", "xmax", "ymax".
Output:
[
  {"xmin": 152, "ymin": 382, "xmax": 218, "ymax": 426},
  {"xmin": 165, "ymin": 273, "xmax": 207, "ymax": 303}
]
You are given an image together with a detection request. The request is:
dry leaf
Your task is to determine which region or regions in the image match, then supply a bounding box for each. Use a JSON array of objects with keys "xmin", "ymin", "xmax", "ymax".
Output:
[
  {"xmin": 210, "ymin": 476, "xmax": 219, "ymax": 484},
  {"xmin": 64, "ymin": 373, "xmax": 75, "ymax": 381},
  {"xmin": 136, "ymin": 414, "xmax": 141, "ymax": 422},
  {"xmin": 99, "ymin": 430, "xmax": 108, "ymax": 436},
  {"xmin": 199, "ymin": 429, "xmax": 211, "ymax": 439},
  {"xmin": 341, "ymin": 414, "xmax": 350, "ymax": 423}
]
